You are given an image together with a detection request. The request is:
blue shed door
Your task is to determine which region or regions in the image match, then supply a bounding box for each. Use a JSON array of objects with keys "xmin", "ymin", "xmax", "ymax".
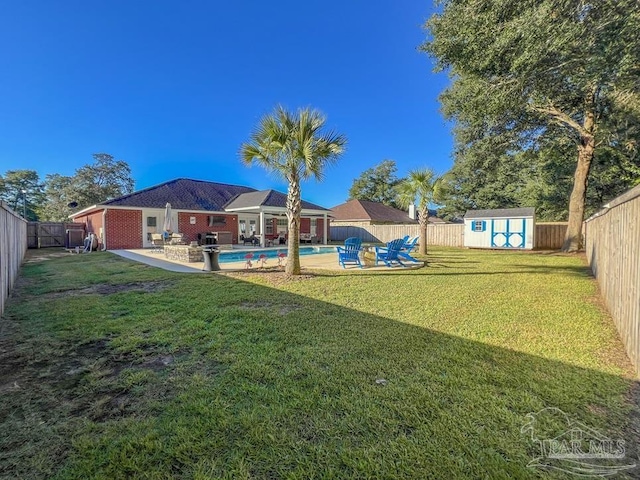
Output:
[{"xmin": 491, "ymin": 219, "xmax": 526, "ymax": 248}]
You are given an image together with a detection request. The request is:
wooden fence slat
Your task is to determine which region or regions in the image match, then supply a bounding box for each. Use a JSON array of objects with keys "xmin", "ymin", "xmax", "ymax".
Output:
[
  {"xmin": 0, "ymin": 202, "xmax": 27, "ymax": 316},
  {"xmin": 330, "ymin": 222, "xmax": 567, "ymax": 249},
  {"xmin": 585, "ymin": 184, "xmax": 640, "ymax": 374},
  {"xmin": 535, "ymin": 223, "xmax": 568, "ymax": 250},
  {"xmin": 330, "ymin": 223, "xmax": 464, "ymax": 247},
  {"xmin": 27, "ymin": 222, "xmax": 82, "ymax": 249}
]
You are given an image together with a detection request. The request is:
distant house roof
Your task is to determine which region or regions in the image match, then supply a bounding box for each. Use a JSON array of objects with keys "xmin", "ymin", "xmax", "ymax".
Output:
[
  {"xmin": 331, "ymin": 199, "xmax": 417, "ymax": 223},
  {"xmin": 465, "ymin": 207, "xmax": 535, "ymax": 219},
  {"xmin": 225, "ymin": 189, "xmax": 328, "ymax": 212},
  {"xmin": 102, "ymin": 178, "xmax": 256, "ymax": 211}
]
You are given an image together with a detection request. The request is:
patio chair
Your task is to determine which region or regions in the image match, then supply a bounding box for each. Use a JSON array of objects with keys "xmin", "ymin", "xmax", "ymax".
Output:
[
  {"xmin": 300, "ymin": 233, "xmax": 318, "ymax": 243},
  {"xmin": 375, "ymin": 238, "xmax": 407, "ymax": 267},
  {"xmin": 170, "ymin": 233, "xmax": 185, "ymax": 245},
  {"xmin": 399, "ymin": 236, "xmax": 419, "ymax": 262},
  {"xmin": 150, "ymin": 233, "xmax": 165, "ymax": 252},
  {"xmin": 243, "ymin": 234, "xmax": 259, "ymax": 246},
  {"xmin": 274, "ymin": 232, "xmax": 287, "ymax": 245},
  {"xmin": 336, "ymin": 237, "xmax": 363, "ymax": 268},
  {"xmin": 403, "ymin": 236, "xmax": 419, "ymax": 253}
]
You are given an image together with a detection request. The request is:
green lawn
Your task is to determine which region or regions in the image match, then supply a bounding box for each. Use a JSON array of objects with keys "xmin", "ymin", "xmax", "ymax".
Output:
[{"xmin": 0, "ymin": 248, "xmax": 636, "ymax": 479}]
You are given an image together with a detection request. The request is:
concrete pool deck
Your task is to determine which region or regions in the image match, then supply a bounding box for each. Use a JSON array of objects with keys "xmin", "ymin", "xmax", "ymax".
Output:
[{"xmin": 111, "ymin": 248, "xmax": 424, "ymax": 273}]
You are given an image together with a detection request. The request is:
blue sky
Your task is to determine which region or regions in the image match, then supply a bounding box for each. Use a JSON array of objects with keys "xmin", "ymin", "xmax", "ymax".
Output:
[{"xmin": 0, "ymin": 1, "xmax": 452, "ymax": 208}]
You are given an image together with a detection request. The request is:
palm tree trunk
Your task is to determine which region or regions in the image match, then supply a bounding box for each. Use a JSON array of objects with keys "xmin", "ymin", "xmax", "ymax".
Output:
[
  {"xmin": 418, "ymin": 206, "xmax": 428, "ymax": 255},
  {"xmin": 286, "ymin": 174, "xmax": 302, "ymax": 275},
  {"xmin": 562, "ymin": 110, "xmax": 596, "ymax": 252}
]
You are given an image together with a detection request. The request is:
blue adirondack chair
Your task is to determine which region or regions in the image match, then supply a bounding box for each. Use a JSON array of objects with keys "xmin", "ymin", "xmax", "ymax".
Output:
[
  {"xmin": 337, "ymin": 237, "xmax": 363, "ymax": 268},
  {"xmin": 375, "ymin": 238, "xmax": 407, "ymax": 267},
  {"xmin": 399, "ymin": 235, "xmax": 419, "ymax": 262},
  {"xmin": 403, "ymin": 236, "xmax": 418, "ymax": 253}
]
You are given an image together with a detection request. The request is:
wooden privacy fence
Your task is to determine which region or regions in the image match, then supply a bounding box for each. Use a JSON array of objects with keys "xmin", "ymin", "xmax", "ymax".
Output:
[
  {"xmin": 535, "ymin": 222, "xmax": 568, "ymax": 250},
  {"xmin": 330, "ymin": 223, "xmax": 465, "ymax": 247},
  {"xmin": 27, "ymin": 222, "xmax": 83, "ymax": 248},
  {"xmin": 0, "ymin": 201, "xmax": 27, "ymax": 316},
  {"xmin": 331, "ymin": 222, "xmax": 566, "ymax": 249},
  {"xmin": 585, "ymin": 185, "xmax": 640, "ymax": 374}
]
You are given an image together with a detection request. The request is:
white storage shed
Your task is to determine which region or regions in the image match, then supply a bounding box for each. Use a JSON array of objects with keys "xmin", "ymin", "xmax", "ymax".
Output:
[{"xmin": 464, "ymin": 208, "xmax": 535, "ymax": 250}]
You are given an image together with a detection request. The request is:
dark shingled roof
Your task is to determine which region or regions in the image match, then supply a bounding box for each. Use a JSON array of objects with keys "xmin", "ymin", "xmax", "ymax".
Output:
[
  {"xmin": 331, "ymin": 199, "xmax": 417, "ymax": 223},
  {"xmin": 225, "ymin": 189, "xmax": 328, "ymax": 211},
  {"xmin": 102, "ymin": 178, "xmax": 257, "ymax": 211},
  {"xmin": 465, "ymin": 207, "xmax": 535, "ymax": 219}
]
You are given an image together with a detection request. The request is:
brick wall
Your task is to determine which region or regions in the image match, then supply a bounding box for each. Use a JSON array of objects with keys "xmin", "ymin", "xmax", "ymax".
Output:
[
  {"xmin": 106, "ymin": 209, "xmax": 143, "ymax": 249},
  {"xmin": 74, "ymin": 211, "xmax": 104, "ymax": 236},
  {"xmin": 178, "ymin": 212, "xmax": 239, "ymax": 244},
  {"xmin": 73, "ymin": 211, "xmax": 104, "ymax": 247}
]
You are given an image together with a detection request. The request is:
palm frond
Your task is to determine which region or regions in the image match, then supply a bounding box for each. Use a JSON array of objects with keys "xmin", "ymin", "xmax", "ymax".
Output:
[{"xmin": 396, "ymin": 167, "xmax": 440, "ymax": 211}]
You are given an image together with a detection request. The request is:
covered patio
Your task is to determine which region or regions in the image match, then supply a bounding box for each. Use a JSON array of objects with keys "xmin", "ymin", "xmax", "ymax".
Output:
[{"xmin": 224, "ymin": 190, "xmax": 330, "ymax": 248}]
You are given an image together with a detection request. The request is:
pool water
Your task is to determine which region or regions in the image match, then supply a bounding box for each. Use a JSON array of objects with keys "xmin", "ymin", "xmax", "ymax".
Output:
[{"xmin": 218, "ymin": 246, "xmax": 336, "ymax": 263}]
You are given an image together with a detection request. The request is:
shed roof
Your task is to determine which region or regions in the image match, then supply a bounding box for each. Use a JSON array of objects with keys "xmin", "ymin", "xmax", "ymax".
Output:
[
  {"xmin": 102, "ymin": 178, "xmax": 256, "ymax": 211},
  {"xmin": 225, "ymin": 189, "xmax": 328, "ymax": 211},
  {"xmin": 465, "ymin": 207, "xmax": 535, "ymax": 219},
  {"xmin": 331, "ymin": 199, "xmax": 417, "ymax": 223}
]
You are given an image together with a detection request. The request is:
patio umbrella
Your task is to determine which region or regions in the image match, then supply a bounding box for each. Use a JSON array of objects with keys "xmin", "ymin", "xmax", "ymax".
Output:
[{"xmin": 163, "ymin": 203, "xmax": 174, "ymax": 234}]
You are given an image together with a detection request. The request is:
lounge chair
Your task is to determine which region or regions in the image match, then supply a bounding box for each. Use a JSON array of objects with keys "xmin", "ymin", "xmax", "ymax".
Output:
[
  {"xmin": 337, "ymin": 237, "xmax": 363, "ymax": 268},
  {"xmin": 374, "ymin": 238, "xmax": 407, "ymax": 267}
]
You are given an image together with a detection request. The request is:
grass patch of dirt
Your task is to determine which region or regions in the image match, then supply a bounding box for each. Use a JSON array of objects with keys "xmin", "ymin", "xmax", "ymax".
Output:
[{"xmin": 1, "ymin": 247, "xmax": 637, "ymax": 479}]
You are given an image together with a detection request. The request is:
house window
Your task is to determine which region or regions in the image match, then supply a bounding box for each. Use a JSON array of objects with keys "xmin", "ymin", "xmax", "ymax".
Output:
[
  {"xmin": 310, "ymin": 218, "xmax": 317, "ymax": 235},
  {"xmin": 147, "ymin": 217, "xmax": 157, "ymax": 227},
  {"xmin": 265, "ymin": 221, "xmax": 273, "ymax": 235},
  {"xmin": 208, "ymin": 215, "xmax": 226, "ymax": 227},
  {"xmin": 473, "ymin": 220, "xmax": 485, "ymax": 232},
  {"xmin": 277, "ymin": 218, "xmax": 288, "ymax": 233}
]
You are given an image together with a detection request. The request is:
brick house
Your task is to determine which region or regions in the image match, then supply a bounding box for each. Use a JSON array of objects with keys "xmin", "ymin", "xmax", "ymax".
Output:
[
  {"xmin": 330, "ymin": 199, "xmax": 445, "ymax": 227},
  {"xmin": 70, "ymin": 178, "xmax": 331, "ymax": 250}
]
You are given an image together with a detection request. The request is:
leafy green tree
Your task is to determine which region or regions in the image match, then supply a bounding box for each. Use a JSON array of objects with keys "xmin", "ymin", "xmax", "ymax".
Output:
[
  {"xmin": 423, "ymin": 0, "xmax": 640, "ymax": 251},
  {"xmin": 396, "ymin": 168, "xmax": 442, "ymax": 255},
  {"xmin": 38, "ymin": 154, "xmax": 135, "ymax": 221},
  {"xmin": 39, "ymin": 174, "xmax": 76, "ymax": 221},
  {"xmin": 348, "ymin": 160, "xmax": 402, "ymax": 208},
  {"xmin": 240, "ymin": 106, "xmax": 347, "ymax": 275},
  {"xmin": 72, "ymin": 153, "xmax": 135, "ymax": 208},
  {"xmin": 0, "ymin": 170, "xmax": 44, "ymax": 220}
]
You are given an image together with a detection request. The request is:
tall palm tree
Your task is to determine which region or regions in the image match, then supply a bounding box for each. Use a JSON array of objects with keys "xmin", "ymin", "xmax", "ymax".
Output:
[
  {"xmin": 396, "ymin": 168, "xmax": 442, "ymax": 255},
  {"xmin": 240, "ymin": 106, "xmax": 347, "ymax": 275}
]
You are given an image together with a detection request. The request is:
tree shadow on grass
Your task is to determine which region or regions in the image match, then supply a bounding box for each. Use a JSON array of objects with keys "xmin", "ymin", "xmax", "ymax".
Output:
[{"xmin": 0, "ymin": 253, "xmax": 638, "ymax": 479}]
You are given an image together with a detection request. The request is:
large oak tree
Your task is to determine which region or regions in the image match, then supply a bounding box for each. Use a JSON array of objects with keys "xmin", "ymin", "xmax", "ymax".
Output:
[
  {"xmin": 423, "ymin": 0, "xmax": 640, "ymax": 251},
  {"xmin": 348, "ymin": 160, "xmax": 402, "ymax": 209}
]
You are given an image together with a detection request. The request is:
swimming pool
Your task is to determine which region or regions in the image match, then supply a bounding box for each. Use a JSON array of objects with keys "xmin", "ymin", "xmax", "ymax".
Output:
[{"xmin": 218, "ymin": 246, "xmax": 336, "ymax": 263}]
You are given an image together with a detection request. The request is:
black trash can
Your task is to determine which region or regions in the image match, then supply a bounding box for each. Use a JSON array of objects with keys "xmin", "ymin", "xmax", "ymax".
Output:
[{"xmin": 202, "ymin": 247, "xmax": 221, "ymax": 272}]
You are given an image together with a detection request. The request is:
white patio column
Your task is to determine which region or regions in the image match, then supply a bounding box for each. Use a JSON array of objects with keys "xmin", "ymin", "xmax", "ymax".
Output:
[
  {"xmin": 259, "ymin": 210, "xmax": 266, "ymax": 247},
  {"xmin": 323, "ymin": 213, "xmax": 328, "ymax": 245}
]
